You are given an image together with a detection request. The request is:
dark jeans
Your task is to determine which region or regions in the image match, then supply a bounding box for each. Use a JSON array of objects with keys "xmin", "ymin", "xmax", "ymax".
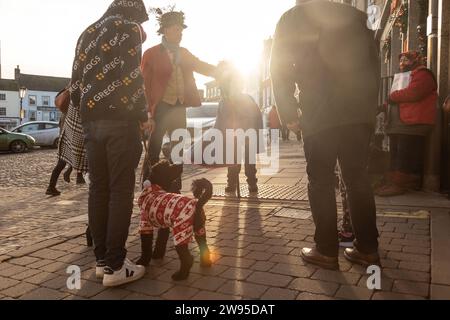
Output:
[
  {"xmin": 83, "ymin": 120, "xmax": 142, "ymax": 270},
  {"xmin": 227, "ymin": 164, "xmax": 257, "ymax": 186},
  {"xmin": 389, "ymin": 134, "xmax": 425, "ymax": 175},
  {"xmin": 303, "ymin": 124, "xmax": 379, "ymax": 257},
  {"xmin": 48, "ymin": 159, "xmax": 68, "ymax": 189},
  {"xmin": 143, "ymin": 102, "xmax": 186, "ymax": 192}
]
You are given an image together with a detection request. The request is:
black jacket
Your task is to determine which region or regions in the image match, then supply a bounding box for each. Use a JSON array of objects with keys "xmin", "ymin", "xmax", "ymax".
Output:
[
  {"xmin": 214, "ymin": 94, "xmax": 265, "ymax": 155},
  {"xmin": 271, "ymin": 1, "xmax": 380, "ymax": 137},
  {"xmin": 70, "ymin": 0, "xmax": 149, "ymax": 124}
]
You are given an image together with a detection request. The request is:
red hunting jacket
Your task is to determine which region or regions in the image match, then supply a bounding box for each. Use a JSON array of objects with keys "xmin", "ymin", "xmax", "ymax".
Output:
[
  {"xmin": 141, "ymin": 44, "xmax": 216, "ymax": 116},
  {"xmin": 390, "ymin": 66, "xmax": 438, "ymax": 125}
]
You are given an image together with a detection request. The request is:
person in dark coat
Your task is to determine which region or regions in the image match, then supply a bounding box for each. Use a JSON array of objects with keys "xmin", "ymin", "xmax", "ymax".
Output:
[
  {"xmin": 271, "ymin": 0, "xmax": 381, "ymax": 269},
  {"xmin": 214, "ymin": 62, "xmax": 263, "ymax": 193},
  {"xmin": 70, "ymin": 0, "xmax": 150, "ymax": 287}
]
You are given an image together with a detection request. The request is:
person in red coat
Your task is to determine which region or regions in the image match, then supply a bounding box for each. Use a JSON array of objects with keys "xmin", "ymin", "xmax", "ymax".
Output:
[
  {"xmin": 376, "ymin": 51, "xmax": 438, "ymax": 196},
  {"xmin": 141, "ymin": 10, "xmax": 217, "ymax": 190},
  {"xmin": 268, "ymin": 105, "xmax": 290, "ymax": 141}
]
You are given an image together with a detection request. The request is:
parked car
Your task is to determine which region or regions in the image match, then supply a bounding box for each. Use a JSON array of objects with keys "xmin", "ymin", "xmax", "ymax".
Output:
[
  {"xmin": 160, "ymin": 102, "xmax": 219, "ymax": 158},
  {"xmin": 0, "ymin": 128, "xmax": 36, "ymax": 153},
  {"xmin": 11, "ymin": 121, "xmax": 60, "ymax": 148}
]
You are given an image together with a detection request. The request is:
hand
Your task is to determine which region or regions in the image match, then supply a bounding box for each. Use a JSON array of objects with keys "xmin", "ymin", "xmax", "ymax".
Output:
[
  {"xmin": 140, "ymin": 118, "xmax": 156, "ymax": 134},
  {"xmin": 286, "ymin": 120, "xmax": 300, "ymax": 132}
]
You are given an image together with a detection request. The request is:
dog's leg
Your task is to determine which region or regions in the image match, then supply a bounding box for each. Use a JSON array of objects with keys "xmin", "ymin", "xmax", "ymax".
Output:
[
  {"xmin": 195, "ymin": 229, "xmax": 212, "ymax": 268},
  {"xmin": 136, "ymin": 233, "xmax": 154, "ymax": 266},
  {"xmin": 195, "ymin": 235, "xmax": 212, "ymax": 268},
  {"xmin": 172, "ymin": 244, "xmax": 194, "ymax": 281},
  {"xmin": 194, "ymin": 207, "xmax": 212, "ymax": 268},
  {"xmin": 152, "ymin": 228, "xmax": 170, "ymax": 259},
  {"xmin": 86, "ymin": 226, "xmax": 93, "ymax": 247}
]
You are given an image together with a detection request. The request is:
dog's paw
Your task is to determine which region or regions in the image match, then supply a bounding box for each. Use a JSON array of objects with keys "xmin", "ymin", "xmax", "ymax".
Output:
[
  {"xmin": 200, "ymin": 254, "xmax": 212, "ymax": 268},
  {"xmin": 171, "ymin": 255, "xmax": 194, "ymax": 281},
  {"xmin": 171, "ymin": 270, "xmax": 190, "ymax": 281}
]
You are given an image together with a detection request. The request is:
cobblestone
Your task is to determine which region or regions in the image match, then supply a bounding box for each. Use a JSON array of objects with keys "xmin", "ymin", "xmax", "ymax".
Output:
[{"xmin": 0, "ymin": 147, "xmax": 440, "ymax": 300}]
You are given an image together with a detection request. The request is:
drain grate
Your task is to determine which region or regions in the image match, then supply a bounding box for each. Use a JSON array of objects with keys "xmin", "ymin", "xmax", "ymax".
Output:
[
  {"xmin": 273, "ymin": 207, "xmax": 312, "ymax": 219},
  {"xmin": 213, "ymin": 184, "xmax": 309, "ymax": 201}
]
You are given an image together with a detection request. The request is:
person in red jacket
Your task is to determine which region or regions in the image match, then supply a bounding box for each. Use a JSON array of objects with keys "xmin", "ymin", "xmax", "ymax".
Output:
[
  {"xmin": 376, "ymin": 51, "xmax": 438, "ymax": 197},
  {"xmin": 268, "ymin": 105, "xmax": 290, "ymax": 141},
  {"xmin": 141, "ymin": 9, "xmax": 217, "ymax": 191}
]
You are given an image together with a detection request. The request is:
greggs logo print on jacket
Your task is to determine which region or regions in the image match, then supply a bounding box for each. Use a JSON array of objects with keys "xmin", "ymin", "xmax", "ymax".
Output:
[{"xmin": 70, "ymin": 0, "xmax": 149, "ymax": 123}]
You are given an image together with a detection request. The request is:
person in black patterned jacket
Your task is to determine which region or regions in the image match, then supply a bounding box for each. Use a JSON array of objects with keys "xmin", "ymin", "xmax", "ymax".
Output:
[{"xmin": 70, "ymin": 0, "xmax": 151, "ymax": 287}]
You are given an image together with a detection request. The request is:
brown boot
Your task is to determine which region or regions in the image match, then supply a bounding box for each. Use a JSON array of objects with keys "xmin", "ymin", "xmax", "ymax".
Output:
[
  {"xmin": 375, "ymin": 183, "xmax": 406, "ymax": 197},
  {"xmin": 400, "ymin": 173, "xmax": 421, "ymax": 190}
]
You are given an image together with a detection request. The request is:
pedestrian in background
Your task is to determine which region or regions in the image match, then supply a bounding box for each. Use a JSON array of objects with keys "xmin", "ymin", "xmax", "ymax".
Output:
[
  {"xmin": 46, "ymin": 87, "xmax": 86, "ymax": 196},
  {"xmin": 376, "ymin": 51, "xmax": 438, "ymax": 197},
  {"xmin": 215, "ymin": 61, "xmax": 263, "ymax": 194}
]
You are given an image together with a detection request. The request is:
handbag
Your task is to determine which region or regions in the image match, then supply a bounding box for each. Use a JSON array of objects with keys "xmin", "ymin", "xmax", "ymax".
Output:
[{"xmin": 55, "ymin": 87, "xmax": 70, "ymax": 114}]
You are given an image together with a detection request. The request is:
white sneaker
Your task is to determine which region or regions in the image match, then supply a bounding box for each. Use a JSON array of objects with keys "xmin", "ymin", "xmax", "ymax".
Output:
[
  {"xmin": 103, "ymin": 259, "xmax": 145, "ymax": 287},
  {"xmin": 96, "ymin": 261, "xmax": 106, "ymax": 279}
]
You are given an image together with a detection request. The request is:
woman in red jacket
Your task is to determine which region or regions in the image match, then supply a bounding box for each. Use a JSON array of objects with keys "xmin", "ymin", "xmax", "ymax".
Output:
[{"xmin": 377, "ymin": 51, "xmax": 438, "ymax": 196}]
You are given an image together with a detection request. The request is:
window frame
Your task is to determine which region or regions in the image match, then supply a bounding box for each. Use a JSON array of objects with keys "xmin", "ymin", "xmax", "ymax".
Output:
[
  {"xmin": 29, "ymin": 95, "xmax": 37, "ymax": 106},
  {"xmin": 42, "ymin": 96, "xmax": 50, "ymax": 107}
]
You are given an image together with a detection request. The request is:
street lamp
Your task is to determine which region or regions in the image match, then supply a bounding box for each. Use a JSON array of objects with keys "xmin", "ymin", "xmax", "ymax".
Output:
[{"xmin": 19, "ymin": 86, "xmax": 27, "ymax": 125}]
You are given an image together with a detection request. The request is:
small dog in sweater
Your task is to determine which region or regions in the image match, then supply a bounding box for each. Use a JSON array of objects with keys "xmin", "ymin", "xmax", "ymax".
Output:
[{"xmin": 136, "ymin": 160, "xmax": 213, "ymax": 281}]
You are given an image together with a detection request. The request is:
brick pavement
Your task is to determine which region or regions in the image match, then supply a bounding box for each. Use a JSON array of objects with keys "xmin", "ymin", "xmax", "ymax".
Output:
[{"xmin": 0, "ymin": 144, "xmax": 449, "ymax": 300}]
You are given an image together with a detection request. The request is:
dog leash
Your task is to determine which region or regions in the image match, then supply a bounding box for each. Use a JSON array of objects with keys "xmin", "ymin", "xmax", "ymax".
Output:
[{"xmin": 140, "ymin": 130, "xmax": 151, "ymax": 188}]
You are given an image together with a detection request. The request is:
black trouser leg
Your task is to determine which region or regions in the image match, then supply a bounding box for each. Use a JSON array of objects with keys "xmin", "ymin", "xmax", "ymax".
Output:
[
  {"xmin": 145, "ymin": 103, "xmax": 186, "ymax": 192},
  {"xmin": 49, "ymin": 159, "xmax": 67, "ymax": 189},
  {"xmin": 397, "ymin": 135, "xmax": 425, "ymax": 175},
  {"xmin": 84, "ymin": 125, "xmax": 109, "ymax": 263},
  {"xmin": 227, "ymin": 165, "xmax": 241, "ymax": 187},
  {"xmin": 84, "ymin": 121, "xmax": 142, "ymax": 270},
  {"xmin": 304, "ymin": 133, "xmax": 339, "ymax": 257},
  {"xmin": 338, "ymin": 125, "xmax": 379, "ymax": 254}
]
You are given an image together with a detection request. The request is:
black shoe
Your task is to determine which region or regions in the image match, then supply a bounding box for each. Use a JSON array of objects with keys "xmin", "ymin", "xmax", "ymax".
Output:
[
  {"xmin": 300, "ymin": 247, "xmax": 339, "ymax": 270},
  {"xmin": 225, "ymin": 185, "xmax": 237, "ymax": 193},
  {"xmin": 76, "ymin": 174, "xmax": 86, "ymax": 185},
  {"xmin": 63, "ymin": 171, "xmax": 71, "ymax": 183},
  {"xmin": 248, "ymin": 184, "xmax": 258, "ymax": 193},
  {"xmin": 46, "ymin": 187, "xmax": 61, "ymax": 196},
  {"xmin": 344, "ymin": 248, "xmax": 381, "ymax": 267}
]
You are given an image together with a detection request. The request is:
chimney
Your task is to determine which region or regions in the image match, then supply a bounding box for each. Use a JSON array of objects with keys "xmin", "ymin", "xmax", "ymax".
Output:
[{"xmin": 15, "ymin": 65, "xmax": 20, "ymax": 81}]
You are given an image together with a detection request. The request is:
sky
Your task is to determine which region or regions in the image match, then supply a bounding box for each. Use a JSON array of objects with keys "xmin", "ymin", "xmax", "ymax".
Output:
[{"xmin": 0, "ymin": 0, "xmax": 294, "ymax": 87}]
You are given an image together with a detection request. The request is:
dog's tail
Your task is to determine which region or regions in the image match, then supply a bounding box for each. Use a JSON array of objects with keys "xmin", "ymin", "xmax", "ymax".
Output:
[{"xmin": 192, "ymin": 178, "xmax": 213, "ymax": 208}]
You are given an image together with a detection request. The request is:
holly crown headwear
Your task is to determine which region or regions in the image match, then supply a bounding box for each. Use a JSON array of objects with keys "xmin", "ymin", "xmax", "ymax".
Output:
[
  {"xmin": 399, "ymin": 51, "xmax": 424, "ymax": 68},
  {"xmin": 150, "ymin": 6, "xmax": 187, "ymax": 35}
]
